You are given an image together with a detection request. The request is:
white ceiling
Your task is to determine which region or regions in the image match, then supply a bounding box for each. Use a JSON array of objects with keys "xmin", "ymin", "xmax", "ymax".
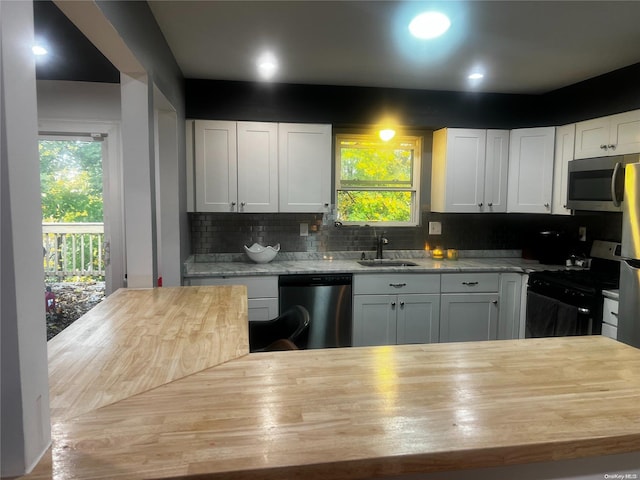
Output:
[{"xmin": 148, "ymin": 0, "xmax": 640, "ymax": 95}]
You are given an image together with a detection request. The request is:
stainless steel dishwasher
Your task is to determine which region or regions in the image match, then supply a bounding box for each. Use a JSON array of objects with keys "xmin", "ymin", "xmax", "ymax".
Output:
[{"xmin": 279, "ymin": 274, "xmax": 352, "ymax": 349}]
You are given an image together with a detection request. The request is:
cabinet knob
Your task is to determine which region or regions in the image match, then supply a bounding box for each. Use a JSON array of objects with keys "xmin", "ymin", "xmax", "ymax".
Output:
[
  {"xmin": 241, "ymin": 202, "xmax": 246, "ymax": 207},
  {"xmin": 492, "ymin": 300, "xmax": 498, "ymax": 305},
  {"xmin": 487, "ymin": 202, "xmax": 493, "ymax": 207},
  {"xmin": 324, "ymin": 203, "xmax": 329, "ymax": 207},
  {"xmin": 391, "ymin": 301, "xmax": 396, "ymax": 307},
  {"xmin": 544, "ymin": 203, "xmax": 550, "ymax": 208},
  {"xmin": 231, "ymin": 202, "xmax": 236, "ymax": 206},
  {"xmin": 400, "ymin": 301, "xmax": 405, "ymax": 307},
  {"xmin": 563, "ymin": 204, "xmax": 567, "ymax": 209},
  {"xmin": 600, "ymin": 144, "xmax": 608, "ymax": 150},
  {"xmin": 478, "ymin": 202, "xmax": 483, "ymax": 207},
  {"xmin": 608, "ymin": 144, "xmax": 616, "ymax": 150}
]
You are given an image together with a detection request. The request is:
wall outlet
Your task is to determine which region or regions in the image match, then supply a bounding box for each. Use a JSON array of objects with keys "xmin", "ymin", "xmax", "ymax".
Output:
[
  {"xmin": 300, "ymin": 223, "xmax": 308, "ymax": 236},
  {"xmin": 578, "ymin": 226, "xmax": 587, "ymax": 242},
  {"xmin": 428, "ymin": 221, "xmax": 442, "ymax": 235}
]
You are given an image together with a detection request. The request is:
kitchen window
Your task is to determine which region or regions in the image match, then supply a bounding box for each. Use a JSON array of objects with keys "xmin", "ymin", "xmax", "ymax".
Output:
[{"xmin": 335, "ymin": 133, "xmax": 421, "ymax": 226}]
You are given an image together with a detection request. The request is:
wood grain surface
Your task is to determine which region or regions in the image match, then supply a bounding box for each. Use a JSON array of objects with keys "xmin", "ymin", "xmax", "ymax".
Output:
[
  {"xmin": 23, "ymin": 313, "xmax": 640, "ymax": 480},
  {"xmin": 46, "ymin": 286, "xmax": 249, "ymax": 421}
]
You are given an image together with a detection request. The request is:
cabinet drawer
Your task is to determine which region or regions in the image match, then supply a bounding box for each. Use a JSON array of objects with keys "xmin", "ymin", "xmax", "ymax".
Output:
[
  {"xmin": 186, "ymin": 275, "xmax": 278, "ymax": 298},
  {"xmin": 602, "ymin": 297, "xmax": 619, "ymax": 327},
  {"xmin": 354, "ymin": 274, "xmax": 440, "ymax": 295},
  {"xmin": 441, "ymin": 273, "xmax": 499, "ymax": 293}
]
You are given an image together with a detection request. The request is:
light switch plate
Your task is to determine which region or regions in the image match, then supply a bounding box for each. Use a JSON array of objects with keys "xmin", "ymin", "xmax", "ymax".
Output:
[
  {"xmin": 300, "ymin": 223, "xmax": 308, "ymax": 236},
  {"xmin": 428, "ymin": 221, "xmax": 442, "ymax": 235}
]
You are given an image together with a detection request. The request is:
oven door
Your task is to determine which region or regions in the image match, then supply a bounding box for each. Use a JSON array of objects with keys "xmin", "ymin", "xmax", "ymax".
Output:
[{"xmin": 526, "ymin": 290, "xmax": 594, "ymax": 337}]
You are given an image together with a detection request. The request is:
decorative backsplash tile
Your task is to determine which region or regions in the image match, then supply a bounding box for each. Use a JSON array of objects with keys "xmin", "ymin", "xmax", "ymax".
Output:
[{"xmin": 190, "ymin": 211, "xmax": 622, "ymax": 258}]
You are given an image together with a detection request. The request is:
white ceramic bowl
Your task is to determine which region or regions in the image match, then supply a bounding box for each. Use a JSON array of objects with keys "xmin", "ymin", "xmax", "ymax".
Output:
[{"xmin": 244, "ymin": 243, "xmax": 280, "ymax": 263}]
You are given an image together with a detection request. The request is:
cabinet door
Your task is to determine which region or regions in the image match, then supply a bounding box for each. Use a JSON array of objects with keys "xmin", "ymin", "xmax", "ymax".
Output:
[
  {"xmin": 444, "ymin": 129, "xmax": 487, "ymax": 212},
  {"xmin": 484, "ymin": 130, "xmax": 509, "ymax": 212},
  {"xmin": 396, "ymin": 294, "xmax": 440, "ymax": 344},
  {"xmin": 498, "ymin": 273, "xmax": 522, "ymax": 340},
  {"xmin": 353, "ymin": 295, "xmax": 396, "ymax": 347},
  {"xmin": 574, "ymin": 117, "xmax": 610, "ymax": 159},
  {"xmin": 609, "ymin": 110, "xmax": 640, "ymax": 155},
  {"xmin": 248, "ymin": 298, "xmax": 279, "ymax": 322},
  {"xmin": 194, "ymin": 120, "xmax": 237, "ymax": 212},
  {"xmin": 507, "ymin": 127, "xmax": 555, "ymax": 213},
  {"xmin": 279, "ymin": 123, "xmax": 331, "ymax": 213},
  {"xmin": 551, "ymin": 124, "xmax": 575, "ymax": 215},
  {"xmin": 440, "ymin": 293, "xmax": 499, "ymax": 343},
  {"xmin": 237, "ymin": 122, "xmax": 278, "ymax": 213}
]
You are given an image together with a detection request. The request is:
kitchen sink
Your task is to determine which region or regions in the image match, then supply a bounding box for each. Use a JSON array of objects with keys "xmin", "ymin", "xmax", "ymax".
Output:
[{"xmin": 357, "ymin": 260, "xmax": 419, "ymax": 267}]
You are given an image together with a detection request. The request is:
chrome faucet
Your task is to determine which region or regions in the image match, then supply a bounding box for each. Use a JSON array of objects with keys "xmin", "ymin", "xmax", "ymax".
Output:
[{"xmin": 376, "ymin": 232, "xmax": 389, "ymax": 259}]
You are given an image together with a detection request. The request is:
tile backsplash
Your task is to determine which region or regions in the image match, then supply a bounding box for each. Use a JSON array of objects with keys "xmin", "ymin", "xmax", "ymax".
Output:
[{"xmin": 190, "ymin": 211, "xmax": 622, "ymax": 258}]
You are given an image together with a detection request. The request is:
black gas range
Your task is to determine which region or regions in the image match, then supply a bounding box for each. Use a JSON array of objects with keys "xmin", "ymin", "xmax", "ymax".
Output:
[{"xmin": 526, "ymin": 240, "xmax": 621, "ymax": 338}]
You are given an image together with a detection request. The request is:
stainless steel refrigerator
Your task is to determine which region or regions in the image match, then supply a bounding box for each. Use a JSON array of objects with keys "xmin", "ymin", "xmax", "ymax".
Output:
[{"xmin": 619, "ymin": 162, "xmax": 640, "ymax": 348}]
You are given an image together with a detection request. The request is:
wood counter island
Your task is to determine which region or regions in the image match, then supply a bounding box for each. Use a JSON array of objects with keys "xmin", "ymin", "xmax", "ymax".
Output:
[{"xmin": 23, "ymin": 286, "xmax": 640, "ymax": 480}]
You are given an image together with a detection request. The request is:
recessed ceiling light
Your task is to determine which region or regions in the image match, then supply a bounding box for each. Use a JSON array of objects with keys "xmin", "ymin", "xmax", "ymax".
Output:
[
  {"xmin": 408, "ymin": 11, "xmax": 451, "ymax": 39},
  {"xmin": 257, "ymin": 52, "xmax": 278, "ymax": 81},
  {"xmin": 468, "ymin": 73, "xmax": 484, "ymax": 80},
  {"xmin": 32, "ymin": 45, "xmax": 48, "ymax": 56}
]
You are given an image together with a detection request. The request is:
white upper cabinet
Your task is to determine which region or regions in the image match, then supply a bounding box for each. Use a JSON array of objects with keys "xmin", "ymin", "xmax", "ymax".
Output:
[
  {"xmin": 278, "ymin": 123, "xmax": 331, "ymax": 213},
  {"xmin": 189, "ymin": 120, "xmax": 332, "ymax": 213},
  {"xmin": 431, "ymin": 128, "xmax": 509, "ymax": 213},
  {"xmin": 484, "ymin": 130, "xmax": 510, "ymax": 212},
  {"xmin": 193, "ymin": 120, "xmax": 238, "ymax": 212},
  {"xmin": 507, "ymin": 127, "xmax": 556, "ymax": 213},
  {"xmin": 574, "ymin": 110, "xmax": 640, "ymax": 159},
  {"xmin": 552, "ymin": 123, "xmax": 575, "ymax": 215},
  {"xmin": 237, "ymin": 122, "xmax": 278, "ymax": 213}
]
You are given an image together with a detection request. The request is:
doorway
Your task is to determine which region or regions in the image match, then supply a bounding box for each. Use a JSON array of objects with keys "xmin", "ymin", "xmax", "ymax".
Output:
[{"xmin": 39, "ymin": 120, "xmax": 125, "ymax": 299}]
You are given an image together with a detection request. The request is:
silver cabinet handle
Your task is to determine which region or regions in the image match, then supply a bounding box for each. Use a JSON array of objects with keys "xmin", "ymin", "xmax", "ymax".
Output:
[
  {"xmin": 611, "ymin": 312, "xmax": 619, "ymax": 317},
  {"xmin": 608, "ymin": 144, "xmax": 616, "ymax": 150},
  {"xmin": 600, "ymin": 144, "xmax": 608, "ymax": 150},
  {"xmin": 231, "ymin": 202, "xmax": 236, "ymax": 206},
  {"xmin": 478, "ymin": 202, "xmax": 483, "ymax": 207},
  {"xmin": 487, "ymin": 202, "xmax": 493, "ymax": 207},
  {"xmin": 400, "ymin": 301, "xmax": 405, "ymax": 307},
  {"xmin": 492, "ymin": 300, "xmax": 498, "ymax": 305},
  {"xmin": 544, "ymin": 203, "xmax": 550, "ymax": 208},
  {"xmin": 611, "ymin": 162, "xmax": 623, "ymax": 207},
  {"xmin": 389, "ymin": 283, "xmax": 407, "ymax": 288},
  {"xmin": 462, "ymin": 281, "xmax": 479, "ymax": 286},
  {"xmin": 578, "ymin": 307, "xmax": 591, "ymax": 315},
  {"xmin": 241, "ymin": 202, "xmax": 246, "ymax": 207},
  {"xmin": 391, "ymin": 301, "xmax": 396, "ymax": 307}
]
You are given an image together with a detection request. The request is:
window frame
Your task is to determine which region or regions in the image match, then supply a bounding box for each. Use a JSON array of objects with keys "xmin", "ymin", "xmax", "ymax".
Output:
[{"xmin": 334, "ymin": 132, "xmax": 422, "ymax": 227}]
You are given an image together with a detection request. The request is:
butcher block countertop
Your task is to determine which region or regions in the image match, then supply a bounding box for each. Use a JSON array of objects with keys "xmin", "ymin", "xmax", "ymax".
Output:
[{"xmin": 24, "ymin": 287, "xmax": 640, "ymax": 480}]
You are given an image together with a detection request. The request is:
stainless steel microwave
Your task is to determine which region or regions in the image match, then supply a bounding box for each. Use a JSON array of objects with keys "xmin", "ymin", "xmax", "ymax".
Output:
[{"xmin": 567, "ymin": 154, "xmax": 640, "ymax": 212}]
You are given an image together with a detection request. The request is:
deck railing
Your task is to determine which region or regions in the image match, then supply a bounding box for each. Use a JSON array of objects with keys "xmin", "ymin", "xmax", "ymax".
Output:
[{"xmin": 43, "ymin": 223, "xmax": 105, "ymax": 280}]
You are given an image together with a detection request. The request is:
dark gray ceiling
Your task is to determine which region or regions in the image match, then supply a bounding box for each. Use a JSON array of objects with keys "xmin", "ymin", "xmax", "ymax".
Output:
[
  {"xmin": 35, "ymin": 1, "xmax": 640, "ymax": 95},
  {"xmin": 33, "ymin": 0, "xmax": 118, "ymax": 83}
]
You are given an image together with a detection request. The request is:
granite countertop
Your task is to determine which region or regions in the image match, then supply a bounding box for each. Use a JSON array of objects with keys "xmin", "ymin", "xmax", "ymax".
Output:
[{"xmin": 184, "ymin": 250, "xmax": 569, "ymax": 278}]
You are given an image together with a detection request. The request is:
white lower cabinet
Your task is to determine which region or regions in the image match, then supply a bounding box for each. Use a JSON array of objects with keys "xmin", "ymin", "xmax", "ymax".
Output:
[
  {"xmin": 353, "ymin": 294, "xmax": 440, "ymax": 346},
  {"xmin": 440, "ymin": 273, "xmax": 500, "ymax": 343},
  {"xmin": 352, "ymin": 274, "xmax": 440, "ymax": 347},
  {"xmin": 440, "ymin": 294, "xmax": 499, "ymax": 342},
  {"xmin": 601, "ymin": 297, "xmax": 619, "ymax": 340},
  {"xmin": 183, "ymin": 275, "xmax": 278, "ymax": 321},
  {"xmin": 498, "ymin": 273, "xmax": 523, "ymax": 340}
]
